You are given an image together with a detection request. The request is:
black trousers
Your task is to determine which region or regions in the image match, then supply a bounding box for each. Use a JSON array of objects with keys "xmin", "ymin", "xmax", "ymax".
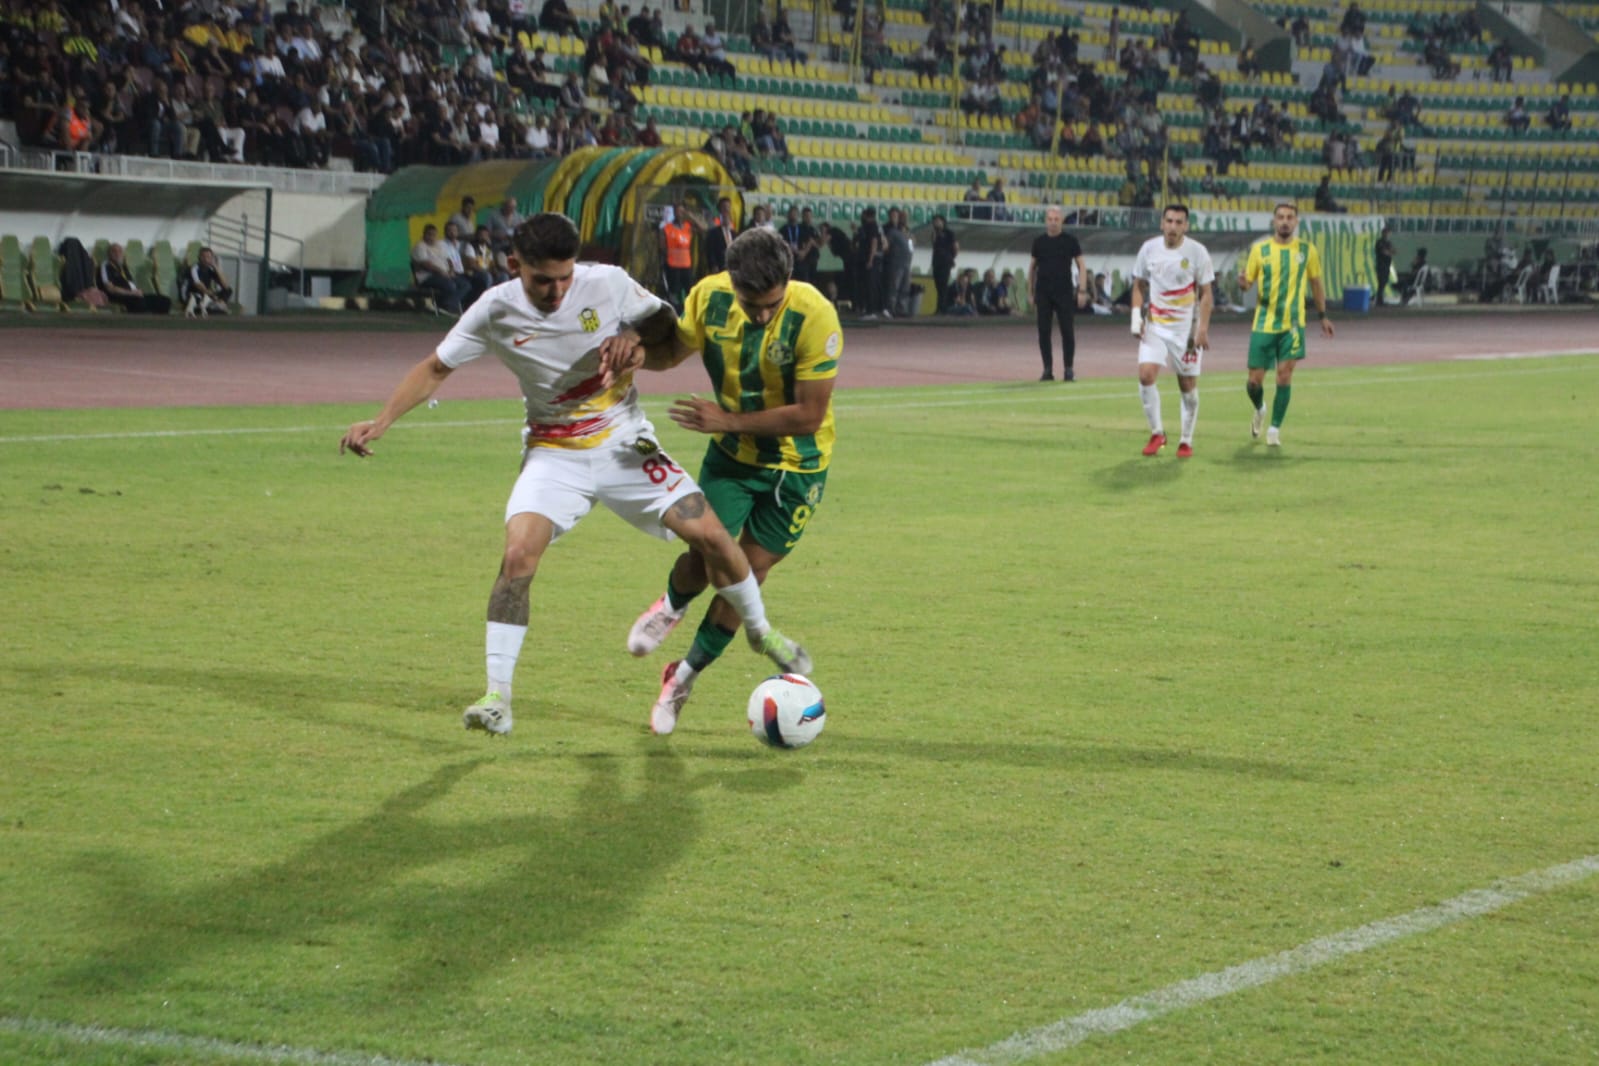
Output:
[
  {"xmin": 1375, "ymin": 256, "xmax": 1391, "ymax": 306},
  {"xmin": 1036, "ymin": 286, "xmax": 1076, "ymax": 374},
  {"xmin": 933, "ymin": 260, "xmax": 953, "ymax": 312}
]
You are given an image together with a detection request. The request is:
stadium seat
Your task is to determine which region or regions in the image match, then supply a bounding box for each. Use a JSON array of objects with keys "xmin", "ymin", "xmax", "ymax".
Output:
[
  {"xmin": 1, "ymin": 234, "xmax": 36, "ymax": 312},
  {"xmin": 28, "ymin": 237, "xmax": 64, "ymax": 311}
]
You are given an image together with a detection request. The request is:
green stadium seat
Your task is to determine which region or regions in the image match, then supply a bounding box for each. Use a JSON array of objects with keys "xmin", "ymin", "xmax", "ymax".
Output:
[
  {"xmin": 1, "ymin": 234, "xmax": 35, "ymax": 311},
  {"xmin": 28, "ymin": 236, "xmax": 64, "ymax": 310}
]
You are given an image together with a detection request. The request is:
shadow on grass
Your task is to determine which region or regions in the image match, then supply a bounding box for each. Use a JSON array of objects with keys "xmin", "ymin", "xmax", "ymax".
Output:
[
  {"xmin": 50, "ymin": 749, "xmax": 705, "ymax": 1009},
  {"xmin": 828, "ymin": 736, "xmax": 1322, "ymax": 783},
  {"xmin": 1094, "ymin": 456, "xmax": 1186, "ymax": 490}
]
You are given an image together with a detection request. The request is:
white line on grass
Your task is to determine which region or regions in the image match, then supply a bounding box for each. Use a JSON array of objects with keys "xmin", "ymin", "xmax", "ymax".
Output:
[
  {"xmin": 1451, "ymin": 348, "xmax": 1596, "ymax": 361},
  {"xmin": 926, "ymin": 853, "xmax": 1599, "ymax": 1066},
  {"xmin": 0, "ymin": 1015, "xmax": 473, "ymax": 1066},
  {"xmin": 1, "ymin": 360, "xmax": 1592, "ymax": 446}
]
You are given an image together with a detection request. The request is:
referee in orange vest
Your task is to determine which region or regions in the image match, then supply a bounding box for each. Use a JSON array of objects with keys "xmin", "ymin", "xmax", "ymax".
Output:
[{"xmin": 661, "ymin": 203, "xmax": 697, "ymax": 310}]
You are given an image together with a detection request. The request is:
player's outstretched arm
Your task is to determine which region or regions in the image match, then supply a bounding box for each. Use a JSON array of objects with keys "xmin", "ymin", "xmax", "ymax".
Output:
[{"xmin": 340, "ymin": 351, "xmax": 454, "ymax": 457}]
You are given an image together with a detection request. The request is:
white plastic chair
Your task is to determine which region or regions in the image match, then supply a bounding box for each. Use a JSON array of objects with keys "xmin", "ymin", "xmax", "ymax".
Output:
[{"xmin": 1539, "ymin": 264, "xmax": 1560, "ymax": 303}]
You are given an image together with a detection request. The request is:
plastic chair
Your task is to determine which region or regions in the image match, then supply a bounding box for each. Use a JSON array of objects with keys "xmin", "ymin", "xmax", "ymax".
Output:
[
  {"xmin": 28, "ymin": 237, "xmax": 64, "ymax": 311},
  {"xmin": 1539, "ymin": 264, "xmax": 1560, "ymax": 304}
]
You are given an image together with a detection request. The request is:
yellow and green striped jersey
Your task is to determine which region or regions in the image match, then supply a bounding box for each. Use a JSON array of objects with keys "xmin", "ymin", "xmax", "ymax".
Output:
[
  {"xmin": 1244, "ymin": 237, "xmax": 1323, "ymax": 333},
  {"xmin": 678, "ymin": 274, "xmax": 841, "ymax": 472}
]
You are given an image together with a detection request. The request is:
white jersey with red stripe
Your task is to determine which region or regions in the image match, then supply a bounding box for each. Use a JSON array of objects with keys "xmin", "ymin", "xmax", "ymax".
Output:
[
  {"xmin": 1131, "ymin": 236, "xmax": 1216, "ymax": 333},
  {"xmin": 435, "ymin": 263, "xmax": 667, "ymax": 448}
]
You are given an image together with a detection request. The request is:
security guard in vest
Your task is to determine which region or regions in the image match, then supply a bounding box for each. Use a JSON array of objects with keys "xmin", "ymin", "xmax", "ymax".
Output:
[{"xmin": 661, "ymin": 203, "xmax": 697, "ymax": 310}]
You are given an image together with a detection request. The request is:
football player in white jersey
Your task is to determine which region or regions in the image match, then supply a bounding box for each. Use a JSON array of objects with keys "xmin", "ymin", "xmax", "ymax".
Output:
[
  {"xmin": 1129, "ymin": 204, "xmax": 1215, "ymax": 458},
  {"xmin": 340, "ymin": 213, "xmax": 809, "ymax": 736}
]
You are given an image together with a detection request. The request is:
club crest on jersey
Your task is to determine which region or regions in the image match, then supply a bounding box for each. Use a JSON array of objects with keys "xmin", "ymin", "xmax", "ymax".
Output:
[
  {"xmin": 805, "ymin": 483, "xmax": 823, "ymax": 506},
  {"xmin": 1180, "ymin": 258, "xmax": 1190, "ymax": 270},
  {"xmin": 579, "ymin": 308, "xmax": 600, "ymax": 332},
  {"xmin": 764, "ymin": 341, "xmax": 796, "ymax": 368}
]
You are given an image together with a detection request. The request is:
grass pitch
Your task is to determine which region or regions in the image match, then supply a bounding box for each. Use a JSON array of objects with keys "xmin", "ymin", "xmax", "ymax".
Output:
[{"xmin": 2, "ymin": 356, "xmax": 1597, "ymax": 1066}]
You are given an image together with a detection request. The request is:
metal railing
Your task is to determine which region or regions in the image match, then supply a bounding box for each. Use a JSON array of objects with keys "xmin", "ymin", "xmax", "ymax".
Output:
[
  {"xmin": 207, "ymin": 212, "xmax": 310, "ymax": 297},
  {"xmin": 0, "ymin": 145, "xmax": 385, "ymax": 195}
]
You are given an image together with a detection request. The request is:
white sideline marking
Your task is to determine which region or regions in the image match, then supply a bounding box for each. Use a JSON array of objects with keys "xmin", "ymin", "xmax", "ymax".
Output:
[
  {"xmin": 1451, "ymin": 348, "xmax": 1594, "ymax": 361},
  {"xmin": 0, "ymin": 360, "xmax": 1591, "ymax": 446},
  {"xmin": 926, "ymin": 854, "xmax": 1599, "ymax": 1066},
  {"xmin": 0, "ymin": 1015, "xmax": 472, "ymax": 1066}
]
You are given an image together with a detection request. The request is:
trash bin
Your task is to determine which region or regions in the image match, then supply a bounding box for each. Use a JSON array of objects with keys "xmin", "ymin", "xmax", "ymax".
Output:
[{"xmin": 1342, "ymin": 285, "xmax": 1372, "ymax": 313}]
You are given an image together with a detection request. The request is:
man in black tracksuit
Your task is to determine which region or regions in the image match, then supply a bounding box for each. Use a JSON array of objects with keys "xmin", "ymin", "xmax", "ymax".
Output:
[{"xmin": 1027, "ymin": 206, "xmax": 1090, "ymax": 380}]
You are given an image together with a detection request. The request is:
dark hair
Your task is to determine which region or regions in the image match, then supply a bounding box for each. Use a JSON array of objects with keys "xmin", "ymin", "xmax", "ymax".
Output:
[
  {"xmin": 511, "ymin": 213, "xmax": 581, "ymax": 263},
  {"xmin": 726, "ymin": 228, "xmax": 793, "ymax": 293},
  {"xmin": 1162, "ymin": 203, "xmax": 1190, "ymax": 218},
  {"xmin": 1274, "ymin": 201, "xmax": 1298, "ymax": 215}
]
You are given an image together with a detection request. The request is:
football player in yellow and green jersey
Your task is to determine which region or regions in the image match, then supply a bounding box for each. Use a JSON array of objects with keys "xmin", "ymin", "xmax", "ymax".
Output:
[
  {"xmin": 618, "ymin": 228, "xmax": 841, "ymax": 735},
  {"xmin": 1237, "ymin": 203, "xmax": 1336, "ymax": 446}
]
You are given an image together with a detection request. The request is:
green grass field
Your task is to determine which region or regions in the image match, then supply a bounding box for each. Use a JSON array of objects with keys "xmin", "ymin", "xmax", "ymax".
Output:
[{"xmin": 3, "ymin": 356, "xmax": 1597, "ymax": 1066}]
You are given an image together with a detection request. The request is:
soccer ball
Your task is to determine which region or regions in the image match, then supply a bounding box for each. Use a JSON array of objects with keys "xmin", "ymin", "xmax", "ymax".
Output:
[{"xmin": 747, "ymin": 674, "xmax": 825, "ymax": 749}]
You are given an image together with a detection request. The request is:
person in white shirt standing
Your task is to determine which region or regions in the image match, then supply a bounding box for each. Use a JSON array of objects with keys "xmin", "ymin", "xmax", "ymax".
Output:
[
  {"xmin": 1129, "ymin": 203, "xmax": 1215, "ymax": 458},
  {"xmin": 340, "ymin": 213, "xmax": 809, "ymax": 737}
]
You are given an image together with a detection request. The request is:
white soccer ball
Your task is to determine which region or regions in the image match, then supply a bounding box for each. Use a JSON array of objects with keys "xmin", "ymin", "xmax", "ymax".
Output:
[{"xmin": 747, "ymin": 674, "xmax": 826, "ymax": 749}]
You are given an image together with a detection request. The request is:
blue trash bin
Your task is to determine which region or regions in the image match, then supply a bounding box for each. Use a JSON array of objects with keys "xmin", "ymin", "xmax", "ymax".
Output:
[{"xmin": 1342, "ymin": 286, "xmax": 1372, "ymax": 313}]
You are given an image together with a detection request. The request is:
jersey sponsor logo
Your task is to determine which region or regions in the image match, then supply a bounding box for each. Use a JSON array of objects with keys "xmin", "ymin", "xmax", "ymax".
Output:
[
  {"xmin": 764, "ymin": 340, "xmax": 796, "ymax": 368},
  {"xmin": 825, "ymin": 331, "xmax": 840, "ymax": 357},
  {"xmin": 579, "ymin": 308, "xmax": 600, "ymax": 332}
]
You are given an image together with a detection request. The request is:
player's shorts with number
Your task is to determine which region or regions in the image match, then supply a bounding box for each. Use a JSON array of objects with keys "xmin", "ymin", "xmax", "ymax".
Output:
[
  {"xmin": 697, "ymin": 443, "xmax": 828, "ymax": 556},
  {"xmin": 506, "ymin": 435, "xmax": 700, "ymax": 541},
  {"xmin": 1247, "ymin": 326, "xmax": 1307, "ymax": 369},
  {"xmin": 1138, "ymin": 324, "xmax": 1202, "ymax": 377}
]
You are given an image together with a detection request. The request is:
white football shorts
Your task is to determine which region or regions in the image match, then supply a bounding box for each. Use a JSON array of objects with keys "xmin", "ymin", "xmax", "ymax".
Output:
[
  {"xmin": 1137, "ymin": 323, "xmax": 1202, "ymax": 377},
  {"xmin": 505, "ymin": 435, "xmax": 701, "ymax": 541}
]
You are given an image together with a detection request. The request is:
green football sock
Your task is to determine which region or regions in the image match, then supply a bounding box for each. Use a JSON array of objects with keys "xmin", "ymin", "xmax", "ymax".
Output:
[
  {"xmin": 665, "ymin": 575, "xmax": 697, "ymax": 612},
  {"xmin": 684, "ymin": 618, "xmax": 738, "ymax": 672},
  {"xmin": 1271, "ymin": 385, "xmax": 1292, "ymax": 428},
  {"xmin": 1246, "ymin": 381, "xmax": 1265, "ymax": 410}
]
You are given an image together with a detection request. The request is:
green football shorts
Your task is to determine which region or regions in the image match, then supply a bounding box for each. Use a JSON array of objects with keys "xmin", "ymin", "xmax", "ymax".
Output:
[
  {"xmin": 1247, "ymin": 327, "xmax": 1307, "ymax": 369},
  {"xmin": 697, "ymin": 443, "xmax": 828, "ymax": 557}
]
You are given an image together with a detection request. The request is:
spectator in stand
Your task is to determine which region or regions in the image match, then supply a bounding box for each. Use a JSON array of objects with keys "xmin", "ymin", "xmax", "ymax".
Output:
[
  {"xmin": 1545, "ymin": 94, "xmax": 1571, "ymax": 134},
  {"xmin": 750, "ymin": 13, "xmax": 778, "ymax": 61},
  {"xmin": 674, "ymin": 23, "xmax": 708, "ymax": 75},
  {"xmin": 1291, "ymin": 13, "xmax": 1311, "ymax": 48},
  {"xmin": 883, "ymin": 207, "xmax": 914, "ymax": 317},
  {"xmin": 637, "ymin": 115, "xmax": 662, "ymax": 146},
  {"xmin": 1505, "ymin": 95, "xmax": 1530, "ymax": 134},
  {"xmin": 460, "ymin": 225, "xmax": 496, "ymax": 304},
  {"xmin": 411, "ymin": 222, "xmax": 471, "ymax": 314},
  {"xmin": 487, "ymin": 198, "xmax": 524, "ymax": 255},
  {"xmin": 540, "ymin": 0, "xmax": 580, "ymax": 36},
  {"xmin": 1237, "ymin": 39, "xmax": 1260, "ymax": 80},
  {"xmin": 1488, "ymin": 42, "xmax": 1513, "ymax": 83},
  {"xmin": 295, "ymin": 95, "xmax": 331, "ymax": 166},
  {"xmin": 853, "ymin": 206, "xmax": 886, "ymax": 317},
  {"xmin": 772, "ymin": 10, "xmax": 807, "ymax": 65},
  {"xmin": 700, "ymin": 21, "xmax": 737, "ymax": 81},
  {"xmin": 98, "ymin": 243, "xmax": 172, "ymax": 314},
  {"xmin": 558, "ymin": 71, "xmax": 586, "ymax": 115},
  {"xmin": 704, "ymin": 197, "xmax": 737, "ymax": 273},
  {"xmin": 945, "ymin": 268, "xmax": 978, "ymax": 315},
  {"xmin": 961, "ymin": 177, "xmax": 989, "ymax": 220},
  {"xmin": 183, "ymin": 247, "xmax": 235, "ymax": 317},
  {"xmin": 987, "ymin": 177, "xmax": 1011, "ymax": 222},
  {"xmin": 1314, "ymin": 173, "xmax": 1347, "ymax": 213}
]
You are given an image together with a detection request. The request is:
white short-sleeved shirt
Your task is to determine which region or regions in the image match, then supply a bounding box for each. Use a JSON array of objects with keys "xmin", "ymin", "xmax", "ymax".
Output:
[
  {"xmin": 1131, "ymin": 235, "xmax": 1215, "ymax": 330},
  {"xmin": 436, "ymin": 263, "xmax": 667, "ymax": 449}
]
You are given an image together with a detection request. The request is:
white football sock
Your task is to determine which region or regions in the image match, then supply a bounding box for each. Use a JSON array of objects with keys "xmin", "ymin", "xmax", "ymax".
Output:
[
  {"xmin": 1139, "ymin": 383, "xmax": 1162, "ymax": 433},
  {"xmin": 1180, "ymin": 388, "xmax": 1199, "ymax": 444},
  {"xmin": 714, "ymin": 571, "xmax": 770, "ymax": 639},
  {"xmin": 486, "ymin": 621, "xmax": 527, "ymax": 698}
]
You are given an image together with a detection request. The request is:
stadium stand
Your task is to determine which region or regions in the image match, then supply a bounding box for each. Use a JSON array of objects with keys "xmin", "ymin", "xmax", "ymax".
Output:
[{"xmin": 2, "ymin": 0, "xmax": 1597, "ymax": 314}]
